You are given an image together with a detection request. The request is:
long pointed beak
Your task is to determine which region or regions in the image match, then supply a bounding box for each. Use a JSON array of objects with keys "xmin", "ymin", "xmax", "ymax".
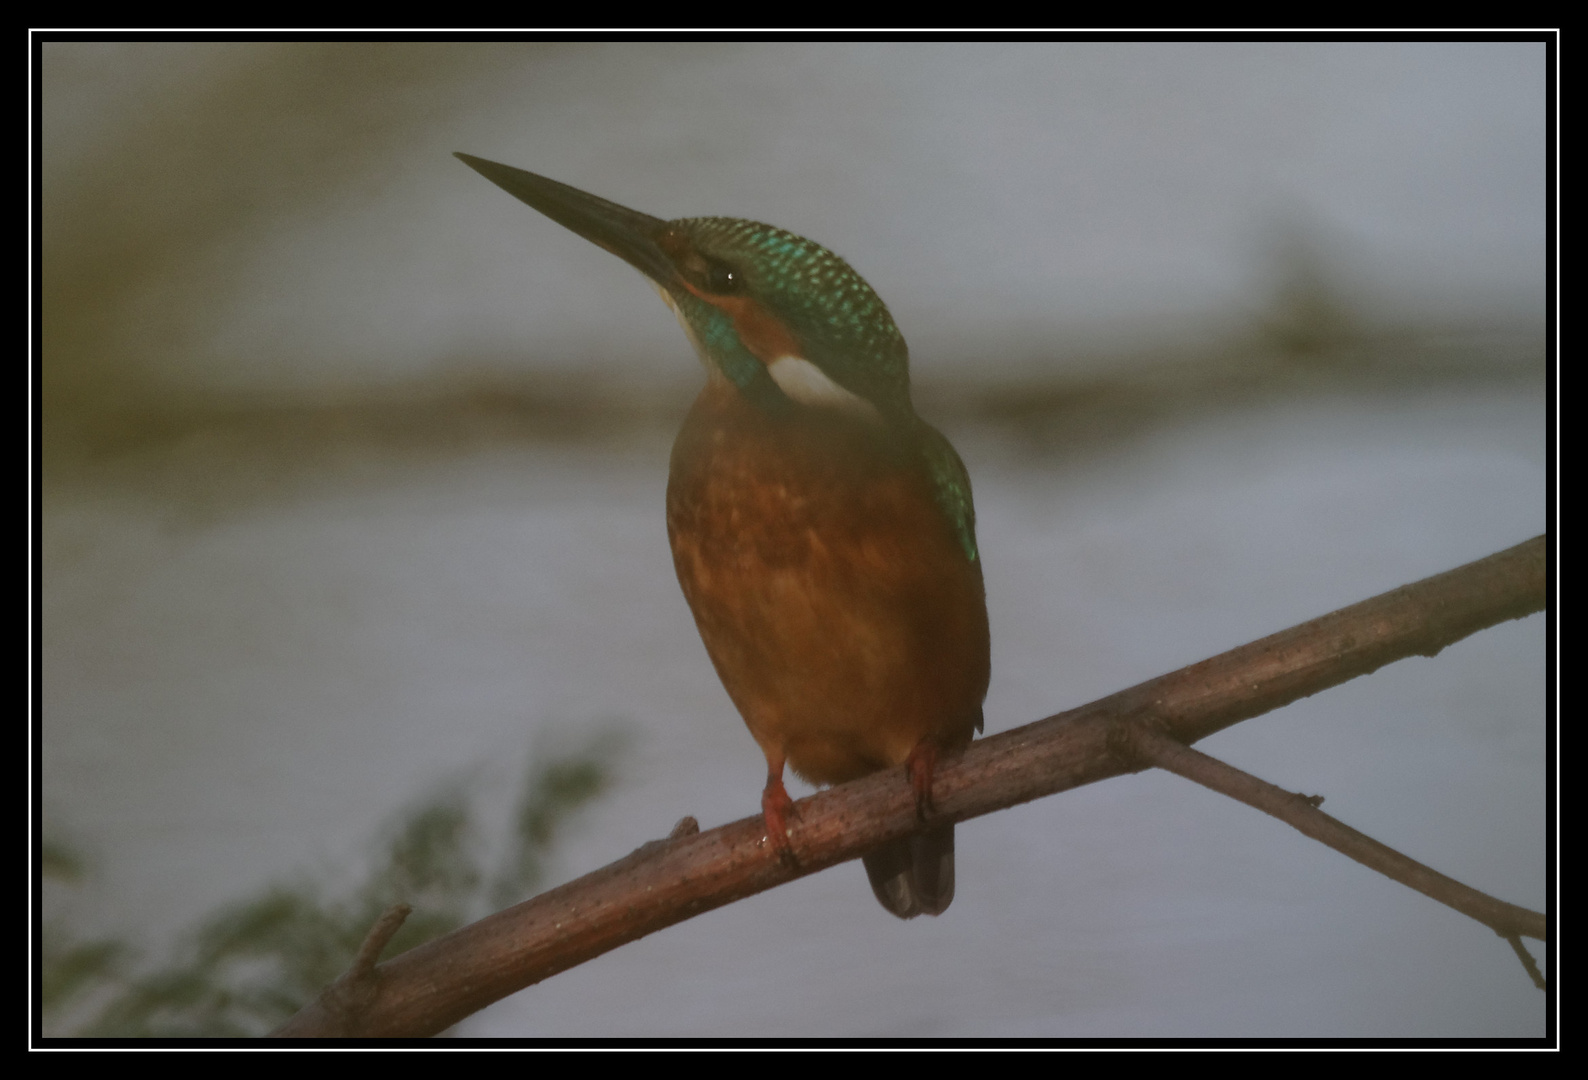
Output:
[{"xmin": 455, "ymin": 153, "xmax": 679, "ymax": 287}]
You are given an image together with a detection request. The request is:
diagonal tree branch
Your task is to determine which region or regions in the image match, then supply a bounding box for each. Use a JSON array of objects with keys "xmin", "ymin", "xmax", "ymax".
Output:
[
  {"xmin": 273, "ymin": 534, "xmax": 1547, "ymax": 1037},
  {"xmin": 1120, "ymin": 720, "xmax": 1546, "ymax": 940}
]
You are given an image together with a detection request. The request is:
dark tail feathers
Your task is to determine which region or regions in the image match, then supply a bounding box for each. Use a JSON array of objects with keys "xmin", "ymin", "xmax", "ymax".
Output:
[{"xmin": 863, "ymin": 824, "xmax": 955, "ymax": 919}]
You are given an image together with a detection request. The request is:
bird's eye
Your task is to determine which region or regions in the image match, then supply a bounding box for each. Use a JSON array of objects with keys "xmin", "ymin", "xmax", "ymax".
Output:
[{"xmin": 706, "ymin": 263, "xmax": 741, "ymax": 293}]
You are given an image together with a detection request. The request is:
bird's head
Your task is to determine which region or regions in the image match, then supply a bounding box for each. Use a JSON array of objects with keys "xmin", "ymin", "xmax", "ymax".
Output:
[{"xmin": 456, "ymin": 154, "xmax": 912, "ymax": 422}]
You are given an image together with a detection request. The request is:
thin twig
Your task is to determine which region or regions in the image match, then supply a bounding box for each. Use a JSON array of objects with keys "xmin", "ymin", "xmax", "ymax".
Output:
[
  {"xmin": 273, "ymin": 904, "xmax": 411, "ymax": 1038},
  {"xmin": 352, "ymin": 904, "xmax": 413, "ymax": 977},
  {"xmin": 1504, "ymin": 934, "xmax": 1547, "ymax": 991},
  {"xmin": 273, "ymin": 535, "xmax": 1546, "ymax": 1038},
  {"xmin": 1122, "ymin": 719, "xmax": 1545, "ymax": 940}
]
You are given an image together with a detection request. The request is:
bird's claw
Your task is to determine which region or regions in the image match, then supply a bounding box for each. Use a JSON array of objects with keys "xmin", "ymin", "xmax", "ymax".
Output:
[{"xmin": 761, "ymin": 778, "xmax": 799, "ymax": 865}]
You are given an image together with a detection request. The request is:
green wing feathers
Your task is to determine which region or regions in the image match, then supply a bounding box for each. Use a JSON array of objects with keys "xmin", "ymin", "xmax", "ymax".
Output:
[{"xmin": 915, "ymin": 420, "xmax": 979, "ymax": 564}]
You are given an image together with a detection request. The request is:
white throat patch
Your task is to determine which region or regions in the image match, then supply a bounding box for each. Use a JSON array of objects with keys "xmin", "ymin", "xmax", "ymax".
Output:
[
  {"xmin": 650, "ymin": 278, "xmax": 880, "ymax": 421},
  {"xmin": 766, "ymin": 355, "xmax": 881, "ymax": 422},
  {"xmin": 650, "ymin": 280, "xmax": 711, "ymax": 367}
]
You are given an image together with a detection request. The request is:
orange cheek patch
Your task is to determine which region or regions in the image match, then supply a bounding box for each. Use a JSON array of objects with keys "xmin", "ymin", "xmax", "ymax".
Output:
[
  {"xmin": 717, "ymin": 295, "xmax": 803, "ymax": 365},
  {"xmin": 675, "ymin": 275, "xmax": 804, "ymax": 365}
]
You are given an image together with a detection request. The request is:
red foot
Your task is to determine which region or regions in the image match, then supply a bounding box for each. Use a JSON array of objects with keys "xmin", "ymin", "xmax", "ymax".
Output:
[
  {"xmin": 906, "ymin": 741, "xmax": 939, "ymax": 821},
  {"xmin": 761, "ymin": 773, "xmax": 798, "ymax": 862}
]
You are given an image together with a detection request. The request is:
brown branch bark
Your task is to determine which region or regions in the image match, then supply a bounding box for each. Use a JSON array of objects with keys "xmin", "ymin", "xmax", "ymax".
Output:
[
  {"xmin": 1505, "ymin": 934, "xmax": 1548, "ymax": 991},
  {"xmin": 272, "ymin": 534, "xmax": 1546, "ymax": 1038}
]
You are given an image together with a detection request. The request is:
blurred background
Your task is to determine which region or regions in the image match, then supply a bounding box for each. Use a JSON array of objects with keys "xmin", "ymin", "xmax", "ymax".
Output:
[{"xmin": 39, "ymin": 41, "xmax": 1548, "ymax": 1038}]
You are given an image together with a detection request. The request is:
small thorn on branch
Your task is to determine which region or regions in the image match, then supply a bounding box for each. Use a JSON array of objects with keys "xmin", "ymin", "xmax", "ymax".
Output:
[
  {"xmin": 351, "ymin": 903, "xmax": 412, "ymax": 979},
  {"xmin": 270, "ymin": 903, "xmax": 411, "ymax": 1037},
  {"xmin": 617, "ymin": 816, "xmax": 705, "ymax": 865}
]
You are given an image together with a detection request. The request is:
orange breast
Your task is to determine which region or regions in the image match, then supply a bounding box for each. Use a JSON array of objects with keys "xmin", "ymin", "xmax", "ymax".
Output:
[{"xmin": 666, "ymin": 377, "xmax": 989, "ymax": 786}]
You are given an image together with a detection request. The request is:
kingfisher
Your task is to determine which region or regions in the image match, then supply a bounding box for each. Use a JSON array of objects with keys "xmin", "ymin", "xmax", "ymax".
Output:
[{"xmin": 456, "ymin": 154, "xmax": 990, "ymax": 918}]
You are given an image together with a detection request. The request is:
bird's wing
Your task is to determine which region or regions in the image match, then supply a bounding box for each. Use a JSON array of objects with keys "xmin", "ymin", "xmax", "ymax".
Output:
[{"xmin": 914, "ymin": 418, "xmax": 979, "ymax": 564}]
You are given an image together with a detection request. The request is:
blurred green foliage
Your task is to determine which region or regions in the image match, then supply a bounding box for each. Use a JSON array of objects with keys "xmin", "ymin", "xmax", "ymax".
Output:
[{"xmin": 41, "ymin": 726, "xmax": 628, "ymax": 1037}]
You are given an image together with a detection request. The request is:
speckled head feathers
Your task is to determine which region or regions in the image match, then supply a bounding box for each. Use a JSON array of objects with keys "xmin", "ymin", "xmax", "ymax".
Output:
[{"xmin": 670, "ymin": 217, "xmax": 912, "ymax": 412}]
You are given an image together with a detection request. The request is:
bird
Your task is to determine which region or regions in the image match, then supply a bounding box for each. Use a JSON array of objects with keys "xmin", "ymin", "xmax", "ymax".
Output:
[{"xmin": 456, "ymin": 153, "xmax": 990, "ymax": 918}]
